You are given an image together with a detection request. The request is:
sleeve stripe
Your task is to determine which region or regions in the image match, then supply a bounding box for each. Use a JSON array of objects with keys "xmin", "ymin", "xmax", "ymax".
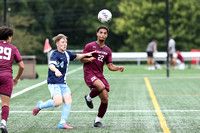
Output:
[
  {"xmin": 16, "ymin": 60, "xmax": 22, "ymax": 63},
  {"xmin": 106, "ymin": 62, "xmax": 112, "ymax": 64},
  {"xmin": 49, "ymin": 61, "xmax": 57, "ymax": 65}
]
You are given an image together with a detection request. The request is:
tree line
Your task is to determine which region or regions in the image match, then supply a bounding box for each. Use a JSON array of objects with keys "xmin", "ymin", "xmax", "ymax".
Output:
[{"xmin": 0, "ymin": 0, "xmax": 199, "ymax": 63}]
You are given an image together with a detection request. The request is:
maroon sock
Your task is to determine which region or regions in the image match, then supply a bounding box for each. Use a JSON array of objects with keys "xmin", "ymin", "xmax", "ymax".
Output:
[
  {"xmin": 89, "ymin": 88, "xmax": 101, "ymax": 98},
  {"xmin": 97, "ymin": 102, "xmax": 108, "ymax": 118},
  {"xmin": 1, "ymin": 105, "xmax": 9, "ymax": 122}
]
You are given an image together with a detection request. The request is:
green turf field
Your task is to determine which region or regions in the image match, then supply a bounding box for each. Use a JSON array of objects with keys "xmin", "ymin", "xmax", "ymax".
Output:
[{"xmin": 7, "ymin": 64, "xmax": 200, "ymax": 133}]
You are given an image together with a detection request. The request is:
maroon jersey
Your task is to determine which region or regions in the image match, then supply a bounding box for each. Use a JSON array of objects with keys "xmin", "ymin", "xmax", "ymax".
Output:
[
  {"xmin": 82, "ymin": 41, "xmax": 112, "ymax": 77},
  {"xmin": 177, "ymin": 52, "xmax": 184, "ymax": 63},
  {"xmin": 0, "ymin": 41, "xmax": 22, "ymax": 78}
]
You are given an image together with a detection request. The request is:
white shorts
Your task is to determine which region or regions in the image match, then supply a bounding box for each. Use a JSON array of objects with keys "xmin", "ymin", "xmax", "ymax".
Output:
[{"xmin": 48, "ymin": 84, "xmax": 71, "ymax": 98}]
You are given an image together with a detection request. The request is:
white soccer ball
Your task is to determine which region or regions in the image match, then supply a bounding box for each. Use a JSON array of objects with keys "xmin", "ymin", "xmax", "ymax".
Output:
[{"xmin": 98, "ymin": 9, "xmax": 112, "ymax": 23}]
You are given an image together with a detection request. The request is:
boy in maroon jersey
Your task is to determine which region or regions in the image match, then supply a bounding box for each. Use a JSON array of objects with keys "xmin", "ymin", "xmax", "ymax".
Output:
[
  {"xmin": 81, "ymin": 25, "xmax": 124, "ymax": 127},
  {"xmin": 0, "ymin": 26, "xmax": 24, "ymax": 133}
]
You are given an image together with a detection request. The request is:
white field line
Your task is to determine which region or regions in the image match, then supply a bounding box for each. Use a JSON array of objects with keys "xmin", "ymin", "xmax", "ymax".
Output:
[
  {"xmin": 9, "ymin": 110, "xmax": 200, "ymax": 113},
  {"xmin": 11, "ymin": 80, "xmax": 47, "ymax": 99},
  {"xmin": 0, "ymin": 66, "xmax": 82, "ymax": 103}
]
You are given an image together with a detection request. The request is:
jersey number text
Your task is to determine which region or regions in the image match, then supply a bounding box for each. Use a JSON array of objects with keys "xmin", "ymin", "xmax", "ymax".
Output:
[
  {"xmin": 98, "ymin": 55, "xmax": 104, "ymax": 62},
  {"xmin": 0, "ymin": 46, "xmax": 12, "ymax": 60}
]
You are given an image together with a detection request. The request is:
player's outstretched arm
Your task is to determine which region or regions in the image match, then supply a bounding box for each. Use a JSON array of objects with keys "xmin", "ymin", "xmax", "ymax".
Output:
[
  {"xmin": 107, "ymin": 63, "xmax": 124, "ymax": 72},
  {"xmin": 49, "ymin": 64, "xmax": 62, "ymax": 77},
  {"xmin": 76, "ymin": 51, "xmax": 96, "ymax": 60},
  {"xmin": 13, "ymin": 61, "xmax": 24, "ymax": 86},
  {"xmin": 81, "ymin": 56, "xmax": 96, "ymax": 63}
]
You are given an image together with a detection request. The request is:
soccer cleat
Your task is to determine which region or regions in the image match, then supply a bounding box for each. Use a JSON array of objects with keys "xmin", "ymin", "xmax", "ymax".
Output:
[
  {"xmin": 33, "ymin": 101, "xmax": 42, "ymax": 116},
  {"xmin": 84, "ymin": 94, "xmax": 93, "ymax": 109},
  {"xmin": 58, "ymin": 123, "xmax": 73, "ymax": 129},
  {"xmin": 94, "ymin": 121, "xmax": 103, "ymax": 127},
  {"xmin": 0, "ymin": 123, "xmax": 8, "ymax": 133}
]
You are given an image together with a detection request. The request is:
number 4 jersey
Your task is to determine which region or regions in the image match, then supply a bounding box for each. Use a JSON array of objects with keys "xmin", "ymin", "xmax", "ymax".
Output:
[
  {"xmin": 0, "ymin": 41, "xmax": 22, "ymax": 77},
  {"xmin": 82, "ymin": 41, "xmax": 112, "ymax": 77}
]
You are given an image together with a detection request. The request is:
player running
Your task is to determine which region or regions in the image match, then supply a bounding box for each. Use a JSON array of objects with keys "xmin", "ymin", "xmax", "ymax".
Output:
[
  {"xmin": 33, "ymin": 34, "xmax": 95, "ymax": 129},
  {"xmin": 81, "ymin": 25, "xmax": 124, "ymax": 127},
  {"xmin": 0, "ymin": 26, "xmax": 24, "ymax": 133}
]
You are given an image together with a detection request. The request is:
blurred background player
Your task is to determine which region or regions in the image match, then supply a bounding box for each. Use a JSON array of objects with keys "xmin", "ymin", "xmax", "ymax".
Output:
[
  {"xmin": 0, "ymin": 26, "xmax": 24, "ymax": 133},
  {"xmin": 175, "ymin": 51, "xmax": 185, "ymax": 70},
  {"xmin": 168, "ymin": 36, "xmax": 176, "ymax": 68},
  {"xmin": 33, "ymin": 34, "xmax": 95, "ymax": 129},
  {"xmin": 81, "ymin": 25, "xmax": 124, "ymax": 127},
  {"xmin": 146, "ymin": 40, "xmax": 157, "ymax": 70}
]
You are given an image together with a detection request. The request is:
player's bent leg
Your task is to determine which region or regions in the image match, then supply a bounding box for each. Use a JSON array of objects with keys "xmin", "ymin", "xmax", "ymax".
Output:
[
  {"xmin": 93, "ymin": 79, "xmax": 105, "ymax": 93},
  {"xmin": 84, "ymin": 79, "xmax": 105, "ymax": 109},
  {"xmin": 53, "ymin": 94, "xmax": 63, "ymax": 107},
  {"xmin": 90, "ymin": 79, "xmax": 105, "ymax": 98}
]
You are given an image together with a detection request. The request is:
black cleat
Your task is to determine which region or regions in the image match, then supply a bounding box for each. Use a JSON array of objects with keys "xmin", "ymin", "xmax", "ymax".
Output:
[
  {"xmin": 84, "ymin": 94, "xmax": 93, "ymax": 109},
  {"xmin": 94, "ymin": 121, "xmax": 103, "ymax": 127},
  {"xmin": 0, "ymin": 123, "xmax": 8, "ymax": 133}
]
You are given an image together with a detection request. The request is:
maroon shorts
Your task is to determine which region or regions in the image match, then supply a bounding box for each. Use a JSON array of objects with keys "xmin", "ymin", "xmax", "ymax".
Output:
[
  {"xmin": 0, "ymin": 76, "xmax": 13, "ymax": 97},
  {"xmin": 84, "ymin": 73, "xmax": 110, "ymax": 92}
]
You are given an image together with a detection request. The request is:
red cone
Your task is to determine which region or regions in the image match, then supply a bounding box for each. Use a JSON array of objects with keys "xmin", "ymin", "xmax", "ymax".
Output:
[{"xmin": 43, "ymin": 38, "xmax": 52, "ymax": 53}]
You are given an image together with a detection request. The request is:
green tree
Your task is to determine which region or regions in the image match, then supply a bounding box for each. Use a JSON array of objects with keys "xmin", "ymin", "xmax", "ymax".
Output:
[
  {"xmin": 168, "ymin": 0, "xmax": 200, "ymax": 51},
  {"xmin": 75, "ymin": 0, "xmax": 124, "ymax": 51},
  {"xmin": 9, "ymin": 15, "xmax": 45, "ymax": 63},
  {"xmin": 113, "ymin": 0, "xmax": 200, "ymax": 52},
  {"xmin": 2, "ymin": 0, "xmax": 199, "ymax": 64}
]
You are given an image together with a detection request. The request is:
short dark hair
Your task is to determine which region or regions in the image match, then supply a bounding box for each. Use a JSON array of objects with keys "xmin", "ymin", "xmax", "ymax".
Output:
[
  {"xmin": 0, "ymin": 26, "xmax": 14, "ymax": 40},
  {"xmin": 96, "ymin": 25, "xmax": 109, "ymax": 34}
]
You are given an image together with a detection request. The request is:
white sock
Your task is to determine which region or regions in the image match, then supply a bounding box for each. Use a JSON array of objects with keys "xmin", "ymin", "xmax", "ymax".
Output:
[
  {"xmin": 87, "ymin": 95, "xmax": 92, "ymax": 102},
  {"xmin": 1, "ymin": 119, "xmax": 6, "ymax": 126},
  {"xmin": 95, "ymin": 116, "xmax": 101, "ymax": 123}
]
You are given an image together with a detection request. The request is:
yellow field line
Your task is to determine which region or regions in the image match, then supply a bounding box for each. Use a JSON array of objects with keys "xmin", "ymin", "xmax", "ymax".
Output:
[{"xmin": 144, "ymin": 77, "xmax": 170, "ymax": 133}]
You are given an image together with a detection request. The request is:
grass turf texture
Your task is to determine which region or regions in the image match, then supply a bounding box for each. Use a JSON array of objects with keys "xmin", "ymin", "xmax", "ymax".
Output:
[{"xmin": 7, "ymin": 64, "xmax": 200, "ymax": 133}]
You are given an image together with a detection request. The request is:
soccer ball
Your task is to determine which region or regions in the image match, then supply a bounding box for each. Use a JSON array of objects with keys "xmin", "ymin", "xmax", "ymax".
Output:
[{"xmin": 98, "ymin": 9, "xmax": 112, "ymax": 23}]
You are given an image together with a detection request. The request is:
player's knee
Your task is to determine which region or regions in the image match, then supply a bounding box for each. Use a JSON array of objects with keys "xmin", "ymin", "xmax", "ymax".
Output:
[
  {"xmin": 101, "ymin": 97, "xmax": 108, "ymax": 103},
  {"xmin": 100, "ymin": 94, "xmax": 108, "ymax": 103},
  {"xmin": 65, "ymin": 98, "xmax": 72, "ymax": 104},
  {"xmin": 63, "ymin": 93, "xmax": 72, "ymax": 104},
  {"xmin": 99, "ymin": 85, "xmax": 105, "ymax": 92},
  {"xmin": 53, "ymin": 100, "xmax": 62, "ymax": 107}
]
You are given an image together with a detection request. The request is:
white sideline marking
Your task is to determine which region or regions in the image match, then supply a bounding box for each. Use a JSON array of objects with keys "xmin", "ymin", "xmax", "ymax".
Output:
[
  {"xmin": 11, "ymin": 81, "xmax": 47, "ymax": 99},
  {"xmin": 9, "ymin": 110, "xmax": 200, "ymax": 113},
  {"xmin": 0, "ymin": 67, "xmax": 82, "ymax": 103}
]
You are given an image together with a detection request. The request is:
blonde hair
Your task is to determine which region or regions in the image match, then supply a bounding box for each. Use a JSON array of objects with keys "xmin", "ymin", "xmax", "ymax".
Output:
[{"xmin": 52, "ymin": 34, "xmax": 67, "ymax": 44}]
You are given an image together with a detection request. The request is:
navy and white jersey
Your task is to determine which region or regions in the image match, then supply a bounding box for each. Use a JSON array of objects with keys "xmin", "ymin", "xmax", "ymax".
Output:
[{"xmin": 47, "ymin": 50, "xmax": 76, "ymax": 84}]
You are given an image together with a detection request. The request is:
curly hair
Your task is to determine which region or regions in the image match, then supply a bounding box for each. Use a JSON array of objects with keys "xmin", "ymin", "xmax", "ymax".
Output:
[{"xmin": 0, "ymin": 26, "xmax": 14, "ymax": 40}]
